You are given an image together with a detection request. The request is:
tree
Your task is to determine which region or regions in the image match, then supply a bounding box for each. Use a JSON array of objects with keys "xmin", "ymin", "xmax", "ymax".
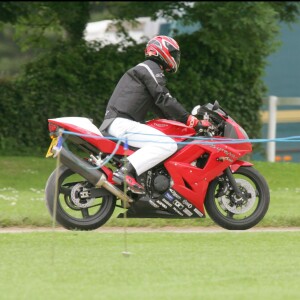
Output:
[
  {"xmin": 0, "ymin": 2, "xmax": 30, "ymax": 24},
  {"xmin": 0, "ymin": 2, "xmax": 90, "ymax": 50},
  {"xmin": 1, "ymin": 1, "xmax": 300, "ymax": 154}
]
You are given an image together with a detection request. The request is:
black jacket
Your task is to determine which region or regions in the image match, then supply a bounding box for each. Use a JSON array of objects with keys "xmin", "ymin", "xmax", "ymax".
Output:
[{"xmin": 100, "ymin": 59, "xmax": 189, "ymax": 131}]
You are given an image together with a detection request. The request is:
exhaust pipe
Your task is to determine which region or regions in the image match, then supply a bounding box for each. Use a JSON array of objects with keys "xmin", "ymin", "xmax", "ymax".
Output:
[{"xmin": 54, "ymin": 147, "xmax": 133, "ymax": 204}]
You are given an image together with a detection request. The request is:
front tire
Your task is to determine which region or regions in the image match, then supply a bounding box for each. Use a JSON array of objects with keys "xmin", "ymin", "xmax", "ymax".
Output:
[
  {"xmin": 204, "ymin": 166, "xmax": 270, "ymax": 230},
  {"xmin": 45, "ymin": 165, "xmax": 116, "ymax": 230}
]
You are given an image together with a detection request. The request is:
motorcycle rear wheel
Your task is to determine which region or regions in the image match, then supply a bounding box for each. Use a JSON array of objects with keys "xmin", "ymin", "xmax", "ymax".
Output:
[
  {"xmin": 204, "ymin": 166, "xmax": 270, "ymax": 230},
  {"xmin": 45, "ymin": 165, "xmax": 116, "ymax": 230}
]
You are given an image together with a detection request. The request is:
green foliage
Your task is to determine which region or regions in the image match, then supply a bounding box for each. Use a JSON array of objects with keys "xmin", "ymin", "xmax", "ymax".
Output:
[
  {"xmin": 268, "ymin": 1, "xmax": 300, "ymax": 23},
  {"xmin": 167, "ymin": 2, "xmax": 282, "ymax": 139},
  {"xmin": 47, "ymin": 2, "xmax": 90, "ymax": 42},
  {"xmin": 1, "ymin": 2, "xmax": 91, "ymax": 51},
  {"xmin": 0, "ymin": 2, "xmax": 30, "ymax": 24},
  {"xmin": 0, "ymin": 40, "xmax": 143, "ymax": 154},
  {"xmin": 1, "ymin": 2, "xmax": 300, "ymax": 154},
  {"xmin": 99, "ymin": 1, "xmax": 188, "ymax": 21},
  {"xmin": 0, "ymin": 26, "xmax": 33, "ymax": 78},
  {"xmin": 0, "ymin": 79, "xmax": 25, "ymax": 152}
]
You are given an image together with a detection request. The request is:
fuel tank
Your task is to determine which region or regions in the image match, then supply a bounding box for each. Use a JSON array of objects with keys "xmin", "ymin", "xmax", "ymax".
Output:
[{"xmin": 146, "ymin": 119, "xmax": 195, "ymax": 142}]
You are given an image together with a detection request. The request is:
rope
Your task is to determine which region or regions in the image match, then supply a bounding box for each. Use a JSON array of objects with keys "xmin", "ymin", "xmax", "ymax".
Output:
[
  {"xmin": 49, "ymin": 128, "xmax": 299, "ymax": 259},
  {"xmin": 51, "ymin": 131, "xmax": 63, "ymax": 265},
  {"xmin": 61, "ymin": 130, "xmax": 300, "ymax": 145}
]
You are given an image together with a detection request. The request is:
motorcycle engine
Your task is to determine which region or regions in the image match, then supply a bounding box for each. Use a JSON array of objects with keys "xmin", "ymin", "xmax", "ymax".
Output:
[
  {"xmin": 153, "ymin": 174, "xmax": 170, "ymax": 193},
  {"xmin": 147, "ymin": 168, "xmax": 170, "ymax": 197}
]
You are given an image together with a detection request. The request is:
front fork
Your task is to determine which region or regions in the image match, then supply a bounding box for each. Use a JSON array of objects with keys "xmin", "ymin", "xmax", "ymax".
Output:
[{"xmin": 224, "ymin": 168, "xmax": 244, "ymax": 199}]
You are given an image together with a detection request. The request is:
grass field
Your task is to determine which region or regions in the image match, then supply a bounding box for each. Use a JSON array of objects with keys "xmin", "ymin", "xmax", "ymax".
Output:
[
  {"xmin": 0, "ymin": 156, "xmax": 299, "ymax": 299},
  {"xmin": 0, "ymin": 231, "xmax": 299, "ymax": 300},
  {"xmin": 0, "ymin": 156, "xmax": 299, "ymax": 228}
]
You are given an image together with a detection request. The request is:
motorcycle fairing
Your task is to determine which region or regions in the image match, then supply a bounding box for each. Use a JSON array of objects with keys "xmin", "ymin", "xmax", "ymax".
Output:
[
  {"xmin": 163, "ymin": 139, "xmax": 252, "ymax": 215},
  {"xmin": 48, "ymin": 117, "xmax": 134, "ymax": 155},
  {"xmin": 156, "ymin": 188, "xmax": 204, "ymax": 218},
  {"xmin": 49, "ymin": 117, "xmax": 102, "ymax": 135},
  {"xmin": 230, "ymin": 160, "xmax": 253, "ymax": 173}
]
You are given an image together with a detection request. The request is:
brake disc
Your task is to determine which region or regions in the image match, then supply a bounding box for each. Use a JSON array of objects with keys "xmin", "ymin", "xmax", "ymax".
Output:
[
  {"xmin": 70, "ymin": 183, "xmax": 96, "ymax": 208},
  {"xmin": 218, "ymin": 179, "xmax": 256, "ymax": 214}
]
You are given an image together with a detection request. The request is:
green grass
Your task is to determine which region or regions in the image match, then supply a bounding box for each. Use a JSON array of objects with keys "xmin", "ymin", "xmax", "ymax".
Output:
[
  {"xmin": 0, "ymin": 231, "xmax": 299, "ymax": 300},
  {"xmin": 1, "ymin": 157, "xmax": 299, "ymax": 299},
  {"xmin": 0, "ymin": 156, "xmax": 300, "ymax": 228}
]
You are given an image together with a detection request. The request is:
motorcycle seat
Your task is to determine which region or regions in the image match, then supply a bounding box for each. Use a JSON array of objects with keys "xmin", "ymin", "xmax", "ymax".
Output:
[{"xmin": 100, "ymin": 130, "xmax": 140, "ymax": 151}]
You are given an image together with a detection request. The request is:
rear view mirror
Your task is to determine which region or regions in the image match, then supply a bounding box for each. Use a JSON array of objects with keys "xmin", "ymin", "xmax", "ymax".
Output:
[{"xmin": 212, "ymin": 100, "xmax": 219, "ymax": 111}]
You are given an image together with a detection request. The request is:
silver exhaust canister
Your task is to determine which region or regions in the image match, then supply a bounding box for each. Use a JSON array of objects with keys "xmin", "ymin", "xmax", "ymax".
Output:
[{"xmin": 53, "ymin": 147, "xmax": 133, "ymax": 204}]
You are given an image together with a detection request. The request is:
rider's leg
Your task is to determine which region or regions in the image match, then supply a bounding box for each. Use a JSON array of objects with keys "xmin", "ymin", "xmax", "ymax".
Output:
[{"xmin": 108, "ymin": 118, "xmax": 177, "ymax": 192}]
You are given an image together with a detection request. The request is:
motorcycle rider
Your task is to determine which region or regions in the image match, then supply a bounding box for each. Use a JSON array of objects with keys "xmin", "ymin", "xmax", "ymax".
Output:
[{"xmin": 100, "ymin": 35, "xmax": 210, "ymax": 194}]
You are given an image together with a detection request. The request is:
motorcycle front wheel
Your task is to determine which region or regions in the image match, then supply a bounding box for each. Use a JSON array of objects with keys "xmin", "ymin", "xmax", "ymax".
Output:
[
  {"xmin": 45, "ymin": 165, "xmax": 116, "ymax": 230},
  {"xmin": 204, "ymin": 166, "xmax": 270, "ymax": 230}
]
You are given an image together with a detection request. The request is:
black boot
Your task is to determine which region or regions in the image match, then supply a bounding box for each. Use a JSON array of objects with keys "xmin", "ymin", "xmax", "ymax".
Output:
[{"xmin": 113, "ymin": 162, "xmax": 145, "ymax": 194}]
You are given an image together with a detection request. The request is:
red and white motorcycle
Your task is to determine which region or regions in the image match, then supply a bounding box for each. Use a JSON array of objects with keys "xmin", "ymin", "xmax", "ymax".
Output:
[{"xmin": 45, "ymin": 101, "xmax": 270, "ymax": 230}]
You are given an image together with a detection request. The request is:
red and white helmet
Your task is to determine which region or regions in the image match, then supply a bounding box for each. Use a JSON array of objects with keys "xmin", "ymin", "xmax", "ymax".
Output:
[{"xmin": 145, "ymin": 35, "xmax": 180, "ymax": 73}]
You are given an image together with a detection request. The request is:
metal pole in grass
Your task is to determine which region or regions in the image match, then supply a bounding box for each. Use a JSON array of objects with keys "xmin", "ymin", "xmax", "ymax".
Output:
[
  {"xmin": 52, "ymin": 153, "xmax": 60, "ymax": 229},
  {"xmin": 51, "ymin": 131, "xmax": 63, "ymax": 263},
  {"xmin": 122, "ymin": 137, "xmax": 131, "ymax": 257}
]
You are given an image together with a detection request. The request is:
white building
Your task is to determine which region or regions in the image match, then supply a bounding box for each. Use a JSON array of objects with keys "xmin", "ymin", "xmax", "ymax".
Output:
[{"xmin": 84, "ymin": 17, "xmax": 172, "ymax": 46}]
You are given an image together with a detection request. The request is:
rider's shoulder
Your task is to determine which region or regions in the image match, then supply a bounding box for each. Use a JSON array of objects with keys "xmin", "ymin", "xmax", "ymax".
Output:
[
  {"xmin": 136, "ymin": 60, "xmax": 162, "ymax": 72},
  {"xmin": 135, "ymin": 60, "xmax": 165, "ymax": 81}
]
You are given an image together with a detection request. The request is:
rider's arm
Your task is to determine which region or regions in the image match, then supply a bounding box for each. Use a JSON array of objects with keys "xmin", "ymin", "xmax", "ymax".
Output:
[{"xmin": 135, "ymin": 62, "xmax": 190, "ymax": 124}]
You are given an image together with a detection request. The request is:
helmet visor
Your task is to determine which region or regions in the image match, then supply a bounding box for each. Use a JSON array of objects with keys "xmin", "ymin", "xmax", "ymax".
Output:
[
  {"xmin": 167, "ymin": 41, "xmax": 180, "ymax": 71},
  {"xmin": 171, "ymin": 50, "xmax": 180, "ymax": 69}
]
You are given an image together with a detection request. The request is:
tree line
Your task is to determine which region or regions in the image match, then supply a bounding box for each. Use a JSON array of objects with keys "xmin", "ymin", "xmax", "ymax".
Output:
[{"xmin": 0, "ymin": 2, "xmax": 299, "ymax": 155}]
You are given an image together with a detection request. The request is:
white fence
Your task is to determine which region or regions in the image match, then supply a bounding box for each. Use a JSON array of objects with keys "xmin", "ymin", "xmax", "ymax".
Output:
[{"xmin": 264, "ymin": 96, "xmax": 300, "ymax": 162}]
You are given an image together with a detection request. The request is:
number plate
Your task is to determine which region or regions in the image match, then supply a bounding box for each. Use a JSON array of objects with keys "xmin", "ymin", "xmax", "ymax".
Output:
[{"xmin": 45, "ymin": 137, "xmax": 58, "ymax": 158}]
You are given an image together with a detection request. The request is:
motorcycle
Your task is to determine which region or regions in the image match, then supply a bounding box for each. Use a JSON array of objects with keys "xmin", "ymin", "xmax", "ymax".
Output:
[{"xmin": 45, "ymin": 101, "xmax": 270, "ymax": 230}]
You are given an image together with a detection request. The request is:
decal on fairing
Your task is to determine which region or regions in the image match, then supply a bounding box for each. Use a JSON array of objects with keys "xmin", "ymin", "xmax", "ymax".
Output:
[
  {"xmin": 154, "ymin": 188, "xmax": 203, "ymax": 218},
  {"xmin": 161, "ymin": 198, "xmax": 172, "ymax": 207},
  {"xmin": 193, "ymin": 208, "xmax": 204, "ymax": 217},
  {"xmin": 164, "ymin": 192, "xmax": 175, "ymax": 202},
  {"xmin": 149, "ymin": 200, "xmax": 160, "ymax": 209},
  {"xmin": 183, "ymin": 208, "xmax": 193, "ymax": 217}
]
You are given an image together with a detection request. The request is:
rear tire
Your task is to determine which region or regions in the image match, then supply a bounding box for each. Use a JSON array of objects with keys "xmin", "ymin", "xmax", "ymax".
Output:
[
  {"xmin": 45, "ymin": 165, "xmax": 116, "ymax": 230},
  {"xmin": 204, "ymin": 166, "xmax": 270, "ymax": 230}
]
